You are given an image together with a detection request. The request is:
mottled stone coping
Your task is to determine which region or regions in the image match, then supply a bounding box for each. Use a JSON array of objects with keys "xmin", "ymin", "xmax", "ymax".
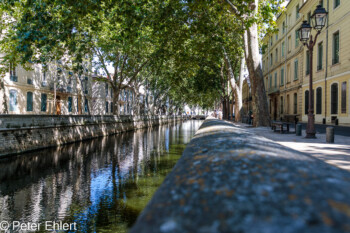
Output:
[{"xmin": 130, "ymin": 117, "xmax": 350, "ymax": 233}]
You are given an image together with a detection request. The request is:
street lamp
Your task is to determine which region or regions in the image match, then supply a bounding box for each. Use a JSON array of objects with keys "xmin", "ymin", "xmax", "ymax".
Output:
[{"xmin": 298, "ymin": 2, "xmax": 328, "ymax": 138}]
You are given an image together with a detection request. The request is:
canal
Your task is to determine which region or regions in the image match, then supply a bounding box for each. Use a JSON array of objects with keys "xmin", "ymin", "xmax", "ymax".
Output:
[{"xmin": 0, "ymin": 120, "xmax": 203, "ymax": 233}]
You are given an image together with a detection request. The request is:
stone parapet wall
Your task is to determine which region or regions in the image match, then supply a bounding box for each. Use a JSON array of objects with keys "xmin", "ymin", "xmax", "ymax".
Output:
[
  {"xmin": 130, "ymin": 117, "xmax": 350, "ymax": 233},
  {"xmin": 0, "ymin": 115, "xmax": 183, "ymax": 156}
]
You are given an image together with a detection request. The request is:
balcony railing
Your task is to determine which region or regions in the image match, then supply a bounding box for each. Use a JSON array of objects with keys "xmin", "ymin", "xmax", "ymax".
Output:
[{"xmin": 268, "ymin": 87, "xmax": 280, "ymax": 95}]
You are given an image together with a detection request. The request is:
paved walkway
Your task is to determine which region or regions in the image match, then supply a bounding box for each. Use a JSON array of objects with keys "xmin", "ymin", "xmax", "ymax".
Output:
[
  {"xmin": 130, "ymin": 117, "xmax": 350, "ymax": 233},
  {"xmin": 234, "ymin": 122, "xmax": 350, "ymax": 172}
]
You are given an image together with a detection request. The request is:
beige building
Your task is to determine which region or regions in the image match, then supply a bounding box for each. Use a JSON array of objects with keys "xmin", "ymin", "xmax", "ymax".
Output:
[
  {"xmin": 1, "ymin": 61, "xmax": 93, "ymax": 115},
  {"xmin": 263, "ymin": 0, "xmax": 350, "ymax": 124},
  {"xmin": 0, "ymin": 61, "xmax": 137, "ymax": 116}
]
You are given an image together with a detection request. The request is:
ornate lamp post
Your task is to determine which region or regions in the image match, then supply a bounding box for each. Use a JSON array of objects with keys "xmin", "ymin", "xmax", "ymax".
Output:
[{"xmin": 298, "ymin": 3, "xmax": 328, "ymax": 138}]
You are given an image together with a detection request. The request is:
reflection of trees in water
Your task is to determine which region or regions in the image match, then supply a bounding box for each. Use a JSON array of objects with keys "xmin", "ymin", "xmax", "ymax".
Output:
[{"xmin": 0, "ymin": 120, "xmax": 202, "ymax": 232}]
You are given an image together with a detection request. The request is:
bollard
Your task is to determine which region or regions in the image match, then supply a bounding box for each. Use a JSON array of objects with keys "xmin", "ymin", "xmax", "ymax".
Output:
[
  {"xmin": 326, "ymin": 127, "xmax": 334, "ymax": 143},
  {"xmin": 296, "ymin": 124, "xmax": 302, "ymax": 136}
]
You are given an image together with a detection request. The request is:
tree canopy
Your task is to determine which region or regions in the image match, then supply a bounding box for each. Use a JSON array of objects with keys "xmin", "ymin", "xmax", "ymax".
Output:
[{"xmin": 0, "ymin": 0, "xmax": 282, "ymax": 112}]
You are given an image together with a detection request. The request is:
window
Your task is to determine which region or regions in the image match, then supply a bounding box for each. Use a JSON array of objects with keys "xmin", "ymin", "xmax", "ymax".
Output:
[
  {"xmin": 280, "ymin": 68, "xmax": 284, "ymax": 86},
  {"xmin": 320, "ymin": 0, "xmax": 324, "ymax": 7},
  {"xmin": 274, "ymin": 72, "xmax": 277, "ymax": 87},
  {"xmin": 77, "ymin": 98, "xmax": 80, "ymax": 113},
  {"xmin": 294, "ymin": 59, "xmax": 298, "ymax": 80},
  {"xmin": 68, "ymin": 72, "xmax": 73, "ymax": 85},
  {"xmin": 306, "ymin": 51, "xmax": 310, "ymax": 75},
  {"xmin": 9, "ymin": 90, "xmax": 18, "ymax": 112},
  {"xmin": 110, "ymin": 102, "xmax": 113, "ymax": 114},
  {"xmin": 341, "ymin": 82, "xmax": 346, "ymax": 113},
  {"xmin": 270, "ymin": 53, "xmax": 273, "ymax": 66},
  {"xmin": 105, "ymin": 83, "xmax": 108, "ymax": 97},
  {"xmin": 269, "ymin": 75, "xmax": 272, "ymax": 89},
  {"xmin": 84, "ymin": 98, "xmax": 89, "ymax": 113},
  {"xmin": 288, "ymin": 36, "xmax": 292, "ymax": 53},
  {"xmin": 318, "ymin": 42, "xmax": 323, "ymax": 70},
  {"xmin": 316, "ymin": 88, "xmax": 322, "ymax": 114},
  {"xmin": 110, "ymin": 87, "xmax": 113, "ymax": 98},
  {"xmin": 334, "ymin": 0, "xmax": 340, "ymax": 8},
  {"xmin": 282, "ymin": 42, "xmax": 285, "ymax": 57},
  {"xmin": 282, "ymin": 21, "xmax": 285, "ymax": 34},
  {"xmin": 27, "ymin": 92, "xmax": 33, "ymax": 112},
  {"xmin": 68, "ymin": 97, "xmax": 73, "ymax": 112},
  {"xmin": 307, "ymin": 12, "xmax": 311, "ymax": 24},
  {"xmin": 296, "ymin": 4, "xmax": 300, "ymax": 19},
  {"xmin": 331, "ymin": 83, "xmax": 338, "ymax": 114},
  {"xmin": 333, "ymin": 32, "xmax": 340, "ymax": 64},
  {"xmin": 294, "ymin": 93, "xmax": 298, "ymax": 114},
  {"xmin": 287, "ymin": 64, "xmax": 291, "ymax": 83},
  {"xmin": 305, "ymin": 90, "xmax": 309, "ymax": 115},
  {"xmin": 295, "ymin": 30, "xmax": 299, "ymax": 48},
  {"xmin": 275, "ymin": 33, "xmax": 278, "ymax": 41},
  {"xmin": 57, "ymin": 68, "xmax": 62, "ymax": 81},
  {"xmin": 27, "ymin": 78, "xmax": 33, "ymax": 85},
  {"xmin": 275, "ymin": 48, "xmax": 278, "ymax": 62},
  {"xmin": 106, "ymin": 101, "xmax": 109, "ymax": 113},
  {"xmin": 84, "ymin": 78, "xmax": 89, "ymax": 94},
  {"xmin": 280, "ymin": 96, "xmax": 284, "ymax": 114},
  {"xmin": 9, "ymin": 63, "xmax": 17, "ymax": 82},
  {"xmin": 270, "ymin": 36, "xmax": 273, "ymax": 46},
  {"xmin": 41, "ymin": 94, "xmax": 47, "ymax": 112},
  {"xmin": 42, "ymin": 65, "xmax": 47, "ymax": 87}
]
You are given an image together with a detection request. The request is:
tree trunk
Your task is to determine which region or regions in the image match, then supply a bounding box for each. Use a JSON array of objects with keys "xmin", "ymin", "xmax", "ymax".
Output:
[
  {"xmin": 234, "ymin": 89, "xmax": 243, "ymax": 122},
  {"xmin": 112, "ymin": 88, "xmax": 120, "ymax": 115},
  {"xmin": 244, "ymin": 23, "xmax": 270, "ymax": 127},
  {"xmin": 0, "ymin": 80, "xmax": 8, "ymax": 114}
]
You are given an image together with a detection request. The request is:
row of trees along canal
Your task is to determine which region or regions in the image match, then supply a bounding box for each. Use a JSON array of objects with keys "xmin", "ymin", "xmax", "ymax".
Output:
[{"xmin": 0, "ymin": 0, "xmax": 282, "ymax": 126}]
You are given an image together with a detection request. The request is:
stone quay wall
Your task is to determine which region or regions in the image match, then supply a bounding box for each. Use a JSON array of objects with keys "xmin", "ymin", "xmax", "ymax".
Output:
[
  {"xmin": 0, "ymin": 115, "xmax": 184, "ymax": 156},
  {"xmin": 130, "ymin": 117, "xmax": 350, "ymax": 233}
]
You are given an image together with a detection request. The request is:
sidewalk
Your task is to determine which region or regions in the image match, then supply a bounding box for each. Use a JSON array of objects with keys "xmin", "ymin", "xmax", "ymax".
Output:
[{"xmin": 234, "ymin": 122, "xmax": 350, "ymax": 171}]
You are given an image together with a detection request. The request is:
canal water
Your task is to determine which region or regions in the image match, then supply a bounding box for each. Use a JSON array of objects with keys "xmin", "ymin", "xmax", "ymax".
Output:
[{"xmin": 0, "ymin": 120, "xmax": 202, "ymax": 233}]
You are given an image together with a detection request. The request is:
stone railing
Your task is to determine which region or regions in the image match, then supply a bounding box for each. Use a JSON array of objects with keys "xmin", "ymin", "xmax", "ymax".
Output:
[{"xmin": 130, "ymin": 117, "xmax": 350, "ymax": 233}]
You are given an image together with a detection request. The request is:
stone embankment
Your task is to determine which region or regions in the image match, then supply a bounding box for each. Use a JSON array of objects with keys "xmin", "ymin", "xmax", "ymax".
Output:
[
  {"xmin": 0, "ymin": 115, "xmax": 184, "ymax": 156},
  {"xmin": 130, "ymin": 117, "xmax": 350, "ymax": 233}
]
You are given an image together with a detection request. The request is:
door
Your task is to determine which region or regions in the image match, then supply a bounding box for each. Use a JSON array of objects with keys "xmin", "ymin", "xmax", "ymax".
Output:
[
  {"xmin": 274, "ymin": 97, "xmax": 277, "ymax": 120},
  {"xmin": 56, "ymin": 96, "xmax": 61, "ymax": 115}
]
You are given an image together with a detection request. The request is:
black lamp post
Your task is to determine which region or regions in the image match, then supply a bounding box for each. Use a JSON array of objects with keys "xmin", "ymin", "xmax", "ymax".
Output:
[{"xmin": 298, "ymin": 3, "xmax": 328, "ymax": 138}]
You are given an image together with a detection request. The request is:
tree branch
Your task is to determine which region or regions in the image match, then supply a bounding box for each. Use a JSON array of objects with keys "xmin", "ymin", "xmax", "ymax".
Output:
[
  {"xmin": 224, "ymin": 0, "xmax": 241, "ymax": 18},
  {"xmin": 126, "ymin": 59, "xmax": 149, "ymax": 86}
]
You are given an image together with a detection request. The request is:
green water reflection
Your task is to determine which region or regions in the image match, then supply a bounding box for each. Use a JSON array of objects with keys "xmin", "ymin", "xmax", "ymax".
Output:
[{"xmin": 0, "ymin": 120, "xmax": 202, "ymax": 233}]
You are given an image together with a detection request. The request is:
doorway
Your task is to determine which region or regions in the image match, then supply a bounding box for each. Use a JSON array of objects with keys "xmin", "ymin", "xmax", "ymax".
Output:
[{"xmin": 56, "ymin": 96, "xmax": 61, "ymax": 115}]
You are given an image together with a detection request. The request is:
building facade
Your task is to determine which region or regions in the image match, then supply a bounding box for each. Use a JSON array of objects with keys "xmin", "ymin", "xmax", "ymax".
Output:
[
  {"xmin": 0, "ymin": 61, "xmax": 137, "ymax": 116},
  {"xmin": 263, "ymin": 0, "xmax": 350, "ymax": 124}
]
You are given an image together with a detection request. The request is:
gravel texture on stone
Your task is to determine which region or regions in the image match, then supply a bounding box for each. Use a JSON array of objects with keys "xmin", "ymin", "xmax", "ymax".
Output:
[{"xmin": 129, "ymin": 117, "xmax": 350, "ymax": 233}]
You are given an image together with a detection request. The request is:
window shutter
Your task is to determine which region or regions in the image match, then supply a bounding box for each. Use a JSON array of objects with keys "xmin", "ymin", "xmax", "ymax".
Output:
[
  {"xmin": 331, "ymin": 84, "xmax": 338, "ymax": 114},
  {"xmin": 27, "ymin": 92, "xmax": 33, "ymax": 111},
  {"xmin": 341, "ymin": 82, "xmax": 347, "ymax": 113},
  {"xmin": 305, "ymin": 91, "xmax": 309, "ymax": 115}
]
